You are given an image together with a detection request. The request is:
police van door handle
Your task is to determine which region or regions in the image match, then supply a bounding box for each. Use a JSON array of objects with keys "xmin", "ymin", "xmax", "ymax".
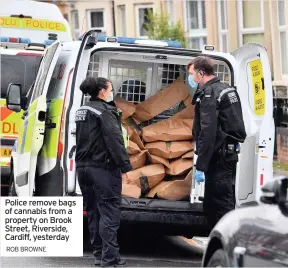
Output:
[
  {"xmin": 69, "ymin": 145, "xmax": 76, "ymax": 159},
  {"xmin": 21, "ymin": 110, "xmax": 28, "ymax": 120},
  {"xmin": 71, "ymin": 129, "xmax": 76, "ymax": 135}
]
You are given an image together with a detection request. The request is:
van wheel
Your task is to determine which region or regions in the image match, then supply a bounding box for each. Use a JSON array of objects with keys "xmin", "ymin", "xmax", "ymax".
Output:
[
  {"xmin": 206, "ymin": 249, "xmax": 228, "ymax": 267},
  {"xmin": 8, "ymin": 170, "xmax": 17, "ymax": 196}
]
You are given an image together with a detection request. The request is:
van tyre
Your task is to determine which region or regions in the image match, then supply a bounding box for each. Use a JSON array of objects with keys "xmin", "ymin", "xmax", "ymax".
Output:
[
  {"xmin": 206, "ymin": 249, "xmax": 228, "ymax": 267},
  {"xmin": 8, "ymin": 170, "xmax": 17, "ymax": 196}
]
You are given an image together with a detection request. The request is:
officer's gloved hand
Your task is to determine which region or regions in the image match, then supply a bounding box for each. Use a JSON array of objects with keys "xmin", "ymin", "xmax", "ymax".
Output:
[
  {"xmin": 236, "ymin": 143, "xmax": 241, "ymax": 154},
  {"xmin": 195, "ymin": 170, "xmax": 205, "ymax": 185}
]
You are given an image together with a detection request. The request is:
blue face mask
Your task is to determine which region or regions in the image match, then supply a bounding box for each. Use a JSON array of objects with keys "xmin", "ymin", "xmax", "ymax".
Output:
[{"xmin": 188, "ymin": 74, "xmax": 198, "ymax": 89}]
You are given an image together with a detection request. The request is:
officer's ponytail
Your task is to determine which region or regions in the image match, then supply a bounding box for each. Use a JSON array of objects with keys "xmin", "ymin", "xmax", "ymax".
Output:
[{"xmin": 80, "ymin": 77, "xmax": 110, "ymax": 97}]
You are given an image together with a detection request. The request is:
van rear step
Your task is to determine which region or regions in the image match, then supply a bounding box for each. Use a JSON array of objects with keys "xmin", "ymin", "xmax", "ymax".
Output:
[{"xmin": 121, "ymin": 197, "xmax": 203, "ymax": 212}]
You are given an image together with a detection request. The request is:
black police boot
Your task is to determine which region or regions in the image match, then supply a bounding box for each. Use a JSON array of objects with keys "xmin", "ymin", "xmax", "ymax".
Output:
[
  {"xmin": 115, "ymin": 258, "xmax": 127, "ymax": 267},
  {"xmin": 95, "ymin": 259, "xmax": 101, "ymax": 266},
  {"xmin": 101, "ymin": 258, "xmax": 127, "ymax": 267}
]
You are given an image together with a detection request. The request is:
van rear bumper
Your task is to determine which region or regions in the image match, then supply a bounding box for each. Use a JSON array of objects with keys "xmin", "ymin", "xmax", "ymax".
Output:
[
  {"xmin": 119, "ymin": 208, "xmax": 209, "ymax": 238},
  {"xmin": 81, "ymin": 196, "xmax": 210, "ymax": 238}
]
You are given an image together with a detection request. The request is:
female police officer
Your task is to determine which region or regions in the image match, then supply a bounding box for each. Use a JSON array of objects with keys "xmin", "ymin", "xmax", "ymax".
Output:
[{"xmin": 75, "ymin": 77, "xmax": 132, "ymax": 267}]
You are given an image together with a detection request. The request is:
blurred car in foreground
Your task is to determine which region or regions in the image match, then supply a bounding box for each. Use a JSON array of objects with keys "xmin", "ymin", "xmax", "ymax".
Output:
[{"xmin": 202, "ymin": 176, "xmax": 288, "ymax": 267}]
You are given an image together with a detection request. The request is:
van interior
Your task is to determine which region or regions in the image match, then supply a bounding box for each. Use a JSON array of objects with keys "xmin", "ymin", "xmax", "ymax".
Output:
[{"xmin": 75, "ymin": 49, "xmax": 232, "ymax": 211}]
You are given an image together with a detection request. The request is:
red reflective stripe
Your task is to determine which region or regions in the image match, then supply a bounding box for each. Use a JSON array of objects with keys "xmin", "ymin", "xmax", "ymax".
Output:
[
  {"xmin": 83, "ymin": 210, "xmax": 87, "ymax": 216},
  {"xmin": 58, "ymin": 142, "xmax": 63, "ymax": 159},
  {"xmin": 17, "ymin": 52, "xmax": 42, "ymax": 57},
  {"xmin": 69, "ymin": 159, "xmax": 73, "ymax": 171},
  {"xmin": 260, "ymin": 174, "xmax": 264, "ymax": 186},
  {"xmin": 2, "ymin": 136, "xmax": 14, "ymax": 139},
  {"xmin": 57, "ymin": 68, "xmax": 74, "ymax": 160}
]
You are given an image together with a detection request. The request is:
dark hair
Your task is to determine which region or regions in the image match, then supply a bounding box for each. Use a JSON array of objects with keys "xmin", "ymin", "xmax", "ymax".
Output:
[
  {"xmin": 80, "ymin": 77, "xmax": 110, "ymax": 96},
  {"xmin": 187, "ymin": 56, "xmax": 214, "ymax": 75}
]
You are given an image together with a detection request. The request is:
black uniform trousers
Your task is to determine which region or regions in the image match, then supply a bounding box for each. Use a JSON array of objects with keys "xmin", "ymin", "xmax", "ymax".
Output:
[
  {"xmin": 203, "ymin": 156, "xmax": 237, "ymax": 230},
  {"xmin": 77, "ymin": 166, "xmax": 122, "ymax": 266}
]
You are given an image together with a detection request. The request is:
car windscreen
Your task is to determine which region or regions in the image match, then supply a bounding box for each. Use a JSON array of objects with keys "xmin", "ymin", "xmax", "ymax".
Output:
[{"xmin": 1, "ymin": 53, "xmax": 42, "ymax": 98}]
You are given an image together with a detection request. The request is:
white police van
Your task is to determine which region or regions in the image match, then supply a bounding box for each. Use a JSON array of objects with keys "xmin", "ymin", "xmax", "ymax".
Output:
[{"xmin": 6, "ymin": 30, "xmax": 275, "ymax": 237}]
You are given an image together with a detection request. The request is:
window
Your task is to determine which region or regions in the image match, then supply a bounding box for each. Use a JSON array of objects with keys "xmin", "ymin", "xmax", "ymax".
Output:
[
  {"xmin": 71, "ymin": 10, "xmax": 80, "ymax": 40},
  {"xmin": 167, "ymin": 0, "xmax": 174, "ymax": 25},
  {"xmin": 135, "ymin": 4, "xmax": 154, "ymax": 38},
  {"xmin": 109, "ymin": 60, "xmax": 148, "ymax": 104},
  {"xmin": 238, "ymin": 0, "xmax": 264, "ymax": 46},
  {"xmin": 87, "ymin": 9, "xmax": 105, "ymax": 34},
  {"xmin": 118, "ymin": 5, "xmax": 126, "ymax": 36},
  {"xmin": 218, "ymin": 0, "xmax": 228, "ymax": 52},
  {"xmin": 31, "ymin": 43, "xmax": 60, "ymax": 103},
  {"xmin": 1, "ymin": 54, "xmax": 41, "ymax": 98},
  {"xmin": 186, "ymin": 0, "xmax": 207, "ymax": 50},
  {"xmin": 278, "ymin": 0, "xmax": 288, "ymax": 74}
]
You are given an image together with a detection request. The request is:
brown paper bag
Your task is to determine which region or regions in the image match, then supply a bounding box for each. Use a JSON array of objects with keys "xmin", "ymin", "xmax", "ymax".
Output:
[
  {"xmin": 146, "ymin": 181, "xmax": 173, "ymax": 198},
  {"xmin": 114, "ymin": 96, "xmax": 136, "ymax": 120},
  {"xmin": 147, "ymin": 153, "xmax": 170, "ymax": 168},
  {"xmin": 129, "ymin": 127, "xmax": 145, "ymax": 150},
  {"xmin": 183, "ymin": 95, "xmax": 192, "ymax": 107},
  {"xmin": 130, "ymin": 150, "xmax": 147, "ymax": 170},
  {"xmin": 147, "ymin": 170, "xmax": 192, "ymax": 200},
  {"xmin": 142, "ymin": 119, "xmax": 193, "ymax": 142},
  {"xmin": 128, "ymin": 140, "xmax": 141, "ymax": 155},
  {"xmin": 122, "ymin": 184, "xmax": 141, "ymax": 198},
  {"xmin": 165, "ymin": 158, "xmax": 193, "ymax": 176},
  {"xmin": 182, "ymin": 150, "xmax": 194, "ymax": 159},
  {"xmin": 133, "ymin": 79, "xmax": 190, "ymax": 122},
  {"xmin": 122, "ymin": 164, "xmax": 165, "ymax": 195},
  {"xmin": 123, "ymin": 118, "xmax": 142, "ymax": 136},
  {"xmin": 170, "ymin": 104, "xmax": 195, "ymax": 120},
  {"xmin": 145, "ymin": 141, "xmax": 193, "ymax": 159}
]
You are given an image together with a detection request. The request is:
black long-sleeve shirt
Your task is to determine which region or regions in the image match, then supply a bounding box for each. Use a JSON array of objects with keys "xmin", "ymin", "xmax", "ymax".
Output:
[
  {"xmin": 192, "ymin": 77, "xmax": 246, "ymax": 172},
  {"xmin": 75, "ymin": 97, "xmax": 132, "ymax": 173}
]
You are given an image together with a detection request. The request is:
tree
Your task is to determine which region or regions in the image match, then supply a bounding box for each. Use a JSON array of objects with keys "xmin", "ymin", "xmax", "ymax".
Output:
[{"xmin": 144, "ymin": 10, "xmax": 187, "ymax": 48}]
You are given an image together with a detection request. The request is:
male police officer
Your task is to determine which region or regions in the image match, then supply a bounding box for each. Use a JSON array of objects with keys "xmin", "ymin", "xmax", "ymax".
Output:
[
  {"xmin": 187, "ymin": 56, "xmax": 246, "ymax": 230},
  {"xmin": 75, "ymin": 77, "xmax": 132, "ymax": 267}
]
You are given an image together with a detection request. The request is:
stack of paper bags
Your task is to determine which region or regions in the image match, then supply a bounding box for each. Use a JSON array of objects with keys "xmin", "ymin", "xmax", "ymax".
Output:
[{"xmin": 116, "ymin": 79, "xmax": 195, "ymax": 200}]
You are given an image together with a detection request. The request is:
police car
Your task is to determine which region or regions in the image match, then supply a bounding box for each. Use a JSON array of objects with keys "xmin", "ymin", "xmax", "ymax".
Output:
[
  {"xmin": 6, "ymin": 30, "xmax": 275, "ymax": 237},
  {"xmin": 0, "ymin": 0, "xmax": 72, "ymax": 185}
]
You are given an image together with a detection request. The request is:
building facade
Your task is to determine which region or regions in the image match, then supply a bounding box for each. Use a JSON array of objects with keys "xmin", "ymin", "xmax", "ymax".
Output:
[
  {"xmin": 44, "ymin": 0, "xmax": 288, "ymax": 160},
  {"xmin": 59, "ymin": 0, "xmax": 287, "ymax": 91}
]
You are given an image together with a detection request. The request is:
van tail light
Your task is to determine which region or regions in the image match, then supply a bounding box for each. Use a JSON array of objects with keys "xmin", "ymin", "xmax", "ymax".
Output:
[
  {"xmin": 260, "ymin": 174, "xmax": 264, "ymax": 186},
  {"xmin": 57, "ymin": 68, "xmax": 74, "ymax": 160}
]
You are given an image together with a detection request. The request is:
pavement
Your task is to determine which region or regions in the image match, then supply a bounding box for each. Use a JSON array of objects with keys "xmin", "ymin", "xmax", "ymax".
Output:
[{"xmin": 1, "ymin": 231, "xmax": 204, "ymax": 267}]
